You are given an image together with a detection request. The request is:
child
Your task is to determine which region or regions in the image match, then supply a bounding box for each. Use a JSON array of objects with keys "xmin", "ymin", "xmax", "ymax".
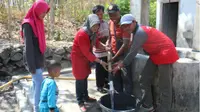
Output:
[{"xmin": 39, "ymin": 60, "xmax": 61, "ymax": 112}]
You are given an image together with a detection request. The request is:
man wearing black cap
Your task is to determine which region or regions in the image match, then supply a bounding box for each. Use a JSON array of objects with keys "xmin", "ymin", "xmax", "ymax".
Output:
[{"xmin": 107, "ymin": 4, "xmax": 133, "ymax": 95}]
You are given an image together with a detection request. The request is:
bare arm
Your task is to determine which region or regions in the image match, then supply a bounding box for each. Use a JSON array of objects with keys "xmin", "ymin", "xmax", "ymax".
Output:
[{"xmin": 112, "ymin": 38, "xmax": 130, "ymax": 61}]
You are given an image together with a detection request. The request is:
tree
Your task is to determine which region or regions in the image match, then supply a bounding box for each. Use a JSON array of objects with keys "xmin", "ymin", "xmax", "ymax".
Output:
[
  {"xmin": 50, "ymin": 0, "xmax": 55, "ymax": 39},
  {"xmin": 114, "ymin": 0, "xmax": 130, "ymax": 16},
  {"xmin": 149, "ymin": 0, "xmax": 156, "ymax": 27},
  {"xmin": 7, "ymin": 0, "xmax": 12, "ymax": 38}
]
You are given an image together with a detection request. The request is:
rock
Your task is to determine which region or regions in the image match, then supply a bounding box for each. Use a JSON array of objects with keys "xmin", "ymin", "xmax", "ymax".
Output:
[
  {"xmin": 13, "ymin": 44, "xmax": 24, "ymax": 50},
  {"xmin": 61, "ymin": 60, "xmax": 71, "ymax": 68},
  {"xmin": 0, "ymin": 71, "xmax": 12, "ymax": 82},
  {"xmin": 53, "ymin": 54, "xmax": 62, "ymax": 62},
  {"xmin": 10, "ymin": 52, "xmax": 23, "ymax": 61},
  {"xmin": 12, "ymin": 48, "xmax": 23, "ymax": 53},
  {"xmin": 0, "ymin": 45, "xmax": 12, "ymax": 60},
  {"xmin": 0, "ymin": 67, "xmax": 7, "ymax": 72},
  {"xmin": 15, "ymin": 60, "xmax": 24, "ymax": 68},
  {"xmin": 54, "ymin": 48, "xmax": 65, "ymax": 55},
  {"xmin": 63, "ymin": 44, "xmax": 73, "ymax": 53},
  {"xmin": 7, "ymin": 65, "xmax": 15, "ymax": 73},
  {"xmin": 0, "ymin": 63, "xmax": 3, "ymax": 67},
  {"xmin": 45, "ymin": 47, "xmax": 53, "ymax": 58},
  {"xmin": 3, "ymin": 57, "xmax": 10, "ymax": 65},
  {"xmin": 62, "ymin": 53, "xmax": 71, "ymax": 60}
]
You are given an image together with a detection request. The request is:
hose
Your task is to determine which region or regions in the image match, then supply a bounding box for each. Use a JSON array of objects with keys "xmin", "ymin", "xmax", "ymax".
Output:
[{"xmin": 0, "ymin": 75, "xmax": 96, "ymax": 90}]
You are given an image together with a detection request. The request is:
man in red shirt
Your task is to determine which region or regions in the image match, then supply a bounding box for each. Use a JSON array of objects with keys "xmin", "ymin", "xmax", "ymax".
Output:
[
  {"xmin": 107, "ymin": 4, "xmax": 133, "ymax": 94},
  {"xmin": 113, "ymin": 14, "xmax": 179, "ymax": 112}
]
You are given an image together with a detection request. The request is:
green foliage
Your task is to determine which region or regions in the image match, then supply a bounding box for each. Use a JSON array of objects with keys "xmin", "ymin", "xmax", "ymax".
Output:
[
  {"xmin": 103, "ymin": 2, "xmax": 111, "ymax": 21},
  {"xmin": 103, "ymin": 0, "xmax": 130, "ymax": 21},
  {"xmin": 74, "ymin": 9, "xmax": 91, "ymax": 23},
  {"xmin": 149, "ymin": 0, "xmax": 156, "ymax": 27},
  {"xmin": 114, "ymin": 0, "xmax": 130, "ymax": 16}
]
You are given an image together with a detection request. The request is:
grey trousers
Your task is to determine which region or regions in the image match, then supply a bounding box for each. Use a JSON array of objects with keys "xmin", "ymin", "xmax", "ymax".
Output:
[{"xmin": 140, "ymin": 59, "xmax": 173, "ymax": 112}]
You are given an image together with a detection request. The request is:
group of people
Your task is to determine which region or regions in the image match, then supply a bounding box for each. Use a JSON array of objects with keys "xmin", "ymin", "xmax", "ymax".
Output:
[{"xmin": 21, "ymin": 0, "xmax": 179, "ymax": 112}]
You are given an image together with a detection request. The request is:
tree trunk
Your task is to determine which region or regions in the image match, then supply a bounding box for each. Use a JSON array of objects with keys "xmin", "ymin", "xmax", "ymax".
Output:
[
  {"xmin": 141, "ymin": 0, "xmax": 150, "ymax": 25},
  {"xmin": 192, "ymin": 0, "xmax": 200, "ymax": 51},
  {"xmin": 17, "ymin": 0, "xmax": 22, "ymax": 11},
  {"xmin": 50, "ymin": 0, "xmax": 55, "ymax": 39},
  {"xmin": 58, "ymin": 0, "xmax": 61, "ymax": 22},
  {"xmin": 7, "ymin": 0, "xmax": 12, "ymax": 39},
  {"xmin": 22, "ymin": 0, "xmax": 25, "ymax": 14},
  {"xmin": 47, "ymin": 13, "xmax": 50, "ymax": 39}
]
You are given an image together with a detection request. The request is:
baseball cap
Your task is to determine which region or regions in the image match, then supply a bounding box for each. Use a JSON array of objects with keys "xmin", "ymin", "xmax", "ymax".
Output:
[
  {"xmin": 120, "ymin": 14, "xmax": 136, "ymax": 25},
  {"xmin": 107, "ymin": 4, "xmax": 120, "ymax": 13}
]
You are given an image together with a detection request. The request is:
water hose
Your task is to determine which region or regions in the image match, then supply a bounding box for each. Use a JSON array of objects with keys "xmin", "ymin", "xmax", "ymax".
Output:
[{"xmin": 0, "ymin": 73, "xmax": 96, "ymax": 91}]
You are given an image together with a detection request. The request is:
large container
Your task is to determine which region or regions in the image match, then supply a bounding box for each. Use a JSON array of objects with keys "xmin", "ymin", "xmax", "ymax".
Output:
[{"xmin": 99, "ymin": 93, "xmax": 136, "ymax": 112}]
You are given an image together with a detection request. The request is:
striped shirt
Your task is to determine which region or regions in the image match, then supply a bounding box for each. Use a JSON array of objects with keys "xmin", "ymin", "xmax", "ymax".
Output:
[{"xmin": 93, "ymin": 20, "xmax": 109, "ymax": 58}]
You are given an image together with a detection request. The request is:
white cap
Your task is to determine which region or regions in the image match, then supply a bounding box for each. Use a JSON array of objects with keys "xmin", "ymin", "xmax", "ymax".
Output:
[{"xmin": 120, "ymin": 14, "xmax": 136, "ymax": 25}]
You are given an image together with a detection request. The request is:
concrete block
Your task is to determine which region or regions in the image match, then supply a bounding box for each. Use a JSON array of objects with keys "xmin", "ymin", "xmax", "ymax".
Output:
[
  {"xmin": 133, "ymin": 54, "xmax": 200, "ymax": 112},
  {"xmin": 172, "ymin": 58, "xmax": 200, "ymax": 112}
]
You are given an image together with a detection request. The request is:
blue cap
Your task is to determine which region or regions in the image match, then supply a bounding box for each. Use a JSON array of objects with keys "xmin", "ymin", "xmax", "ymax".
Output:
[{"xmin": 120, "ymin": 14, "xmax": 136, "ymax": 25}]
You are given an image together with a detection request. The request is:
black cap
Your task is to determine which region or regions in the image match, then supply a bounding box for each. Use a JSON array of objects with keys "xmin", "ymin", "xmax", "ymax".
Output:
[{"xmin": 107, "ymin": 4, "xmax": 120, "ymax": 13}]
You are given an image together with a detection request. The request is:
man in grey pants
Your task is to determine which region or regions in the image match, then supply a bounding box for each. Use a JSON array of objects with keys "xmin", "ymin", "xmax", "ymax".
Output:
[{"xmin": 112, "ymin": 14, "xmax": 179, "ymax": 112}]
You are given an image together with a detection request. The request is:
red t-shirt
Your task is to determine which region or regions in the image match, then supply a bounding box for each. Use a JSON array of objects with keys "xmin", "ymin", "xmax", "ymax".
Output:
[{"xmin": 109, "ymin": 20, "xmax": 131, "ymax": 54}]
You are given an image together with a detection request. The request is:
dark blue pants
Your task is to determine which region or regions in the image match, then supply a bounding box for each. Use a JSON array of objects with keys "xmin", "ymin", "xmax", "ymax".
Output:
[
  {"xmin": 75, "ymin": 77, "xmax": 89, "ymax": 105},
  {"xmin": 95, "ymin": 56, "xmax": 108, "ymax": 88}
]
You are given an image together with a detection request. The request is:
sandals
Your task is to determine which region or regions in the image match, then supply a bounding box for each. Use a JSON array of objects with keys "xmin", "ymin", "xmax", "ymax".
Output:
[{"xmin": 79, "ymin": 103, "xmax": 87, "ymax": 112}]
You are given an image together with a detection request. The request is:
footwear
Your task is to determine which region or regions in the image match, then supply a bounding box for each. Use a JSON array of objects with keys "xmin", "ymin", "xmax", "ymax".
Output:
[
  {"xmin": 79, "ymin": 103, "xmax": 87, "ymax": 112},
  {"xmin": 97, "ymin": 87, "xmax": 107, "ymax": 94},
  {"xmin": 139, "ymin": 105, "xmax": 155, "ymax": 112},
  {"xmin": 84, "ymin": 97, "xmax": 97, "ymax": 103}
]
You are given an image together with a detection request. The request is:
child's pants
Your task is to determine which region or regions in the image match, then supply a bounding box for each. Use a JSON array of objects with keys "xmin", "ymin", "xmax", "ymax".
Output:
[
  {"xmin": 39, "ymin": 102, "xmax": 59, "ymax": 112},
  {"xmin": 32, "ymin": 68, "xmax": 43, "ymax": 112}
]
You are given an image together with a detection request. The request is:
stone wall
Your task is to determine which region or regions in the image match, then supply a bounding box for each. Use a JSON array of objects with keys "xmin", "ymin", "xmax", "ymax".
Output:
[{"xmin": 0, "ymin": 44, "xmax": 72, "ymax": 74}]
